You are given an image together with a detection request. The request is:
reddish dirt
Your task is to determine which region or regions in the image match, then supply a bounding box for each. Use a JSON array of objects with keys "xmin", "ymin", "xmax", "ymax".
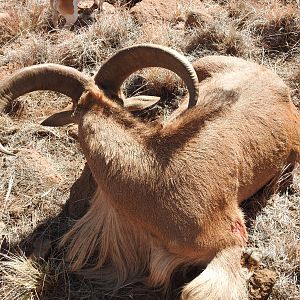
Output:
[
  {"xmin": 130, "ymin": 0, "xmax": 179, "ymax": 24},
  {"xmin": 15, "ymin": 149, "xmax": 63, "ymax": 187}
]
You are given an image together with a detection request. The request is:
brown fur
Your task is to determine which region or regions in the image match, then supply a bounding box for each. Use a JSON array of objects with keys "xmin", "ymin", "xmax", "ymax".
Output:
[{"xmin": 61, "ymin": 56, "xmax": 300, "ymax": 299}]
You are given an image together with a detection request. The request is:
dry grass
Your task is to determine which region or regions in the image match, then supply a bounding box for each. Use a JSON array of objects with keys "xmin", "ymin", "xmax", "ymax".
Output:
[
  {"xmin": 244, "ymin": 168, "xmax": 300, "ymax": 300},
  {"xmin": 250, "ymin": 1, "xmax": 300, "ymax": 55},
  {"xmin": 182, "ymin": 3, "xmax": 248, "ymax": 56},
  {"xmin": 0, "ymin": 0, "xmax": 299, "ymax": 299},
  {"xmin": 0, "ymin": 253, "xmax": 54, "ymax": 299},
  {"xmin": 0, "ymin": 0, "xmax": 49, "ymax": 45}
]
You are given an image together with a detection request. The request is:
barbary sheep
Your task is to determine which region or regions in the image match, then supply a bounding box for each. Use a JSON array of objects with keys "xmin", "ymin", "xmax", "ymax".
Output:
[
  {"xmin": 50, "ymin": 0, "xmax": 104, "ymax": 28},
  {"xmin": 0, "ymin": 44, "xmax": 299, "ymax": 300}
]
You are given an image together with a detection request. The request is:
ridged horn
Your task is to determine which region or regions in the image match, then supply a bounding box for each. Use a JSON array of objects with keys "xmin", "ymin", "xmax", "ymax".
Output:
[
  {"xmin": 0, "ymin": 64, "xmax": 90, "ymax": 154},
  {"xmin": 0, "ymin": 64, "xmax": 90, "ymax": 113},
  {"xmin": 94, "ymin": 44, "xmax": 199, "ymax": 108}
]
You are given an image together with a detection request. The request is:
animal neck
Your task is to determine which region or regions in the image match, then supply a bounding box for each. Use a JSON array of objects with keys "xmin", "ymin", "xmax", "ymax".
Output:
[{"xmin": 78, "ymin": 106, "xmax": 159, "ymax": 190}]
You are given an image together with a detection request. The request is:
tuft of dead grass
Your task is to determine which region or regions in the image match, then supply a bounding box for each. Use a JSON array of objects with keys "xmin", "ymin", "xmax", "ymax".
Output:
[
  {"xmin": 179, "ymin": 1, "xmax": 253, "ymax": 57},
  {"xmin": 246, "ymin": 167, "xmax": 300, "ymax": 300},
  {"xmin": 125, "ymin": 68, "xmax": 187, "ymax": 121},
  {"xmin": 250, "ymin": 1, "xmax": 300, "ymax": 55},
  {"xmin": 185, "ymin": 21, "xmax": 246, "ymax": 56},
  {"xmin": 0, "ymin": 3, "xmax": 139, "ymax": 70},
  {"xmin": 0, "ymin": 0, "xmax": 49, "ymax": 45},
  {"xmin": 0, "ymin": 253, "xmax": 54, "ymax": 300}
]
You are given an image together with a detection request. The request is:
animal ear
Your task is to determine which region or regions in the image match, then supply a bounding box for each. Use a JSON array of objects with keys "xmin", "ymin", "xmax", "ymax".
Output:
[
  {"xmin": 123, "ymin": 95, "xmax": 160, "ymax": 112},
  {"xmin": 41, "ymin": 110, "xmax": 75, "ymax": 127}
]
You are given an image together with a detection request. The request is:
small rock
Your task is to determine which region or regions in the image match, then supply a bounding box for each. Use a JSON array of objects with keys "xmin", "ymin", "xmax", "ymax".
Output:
[
  {"xmin": 249, "ymin": 268, "xmax": 277, "ymax": 300},
  {"xmin": 16, "ymin": 149, "xmax": 63, "ymax": 187},
  {"xmin": 130, "ymin": 0, "xmax": 179, "ymax": 25},
  {"xmin": 102, "ymin": 2, "xmax": 116, "ymax": 13}
]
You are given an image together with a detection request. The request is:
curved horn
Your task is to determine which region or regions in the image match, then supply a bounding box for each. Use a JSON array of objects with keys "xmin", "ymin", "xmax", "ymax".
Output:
[
  {"xmin": 0, "ymin": 64, "xmax": 90, "ymax": 154},
  {"xmin": 0, "ymin": 64, "xmax": 90, "ymax": 113},
  {"xmin": 94, "ymin": 44, "xmax": 199, "ymax": 108}
]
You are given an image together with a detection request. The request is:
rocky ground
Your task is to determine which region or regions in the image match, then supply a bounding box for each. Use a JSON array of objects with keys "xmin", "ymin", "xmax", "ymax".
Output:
[{"xmin": 0, "ymin": 0, "xmax": 299, "ymax": 299}]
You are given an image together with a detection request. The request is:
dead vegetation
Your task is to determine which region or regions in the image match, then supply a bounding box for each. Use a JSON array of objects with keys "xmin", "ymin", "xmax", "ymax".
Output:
[{"xmin": 0, "ymin": 0, "xmax": 299, "ymax": 299}]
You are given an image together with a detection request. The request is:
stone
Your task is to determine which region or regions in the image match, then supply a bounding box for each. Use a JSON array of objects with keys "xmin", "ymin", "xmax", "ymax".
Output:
[
  {"xmin": 249, "ymin": 268, "xmax": 277, "ymax": 300},
  {"xmin": 15, "ymin": 149, "xmax": 63, "ymax": 187},
  {"xmin": 130, "ymin": 0, "xmax": 179, "ymax": 25},
  {"xmin": 102, "ymin": 2, "xmax": 116, "ymax": 13}
]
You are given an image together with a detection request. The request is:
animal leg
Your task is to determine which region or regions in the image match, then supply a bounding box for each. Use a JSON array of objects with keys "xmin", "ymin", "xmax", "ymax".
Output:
[
  {"xmin": 95, "ymin": 0, "xmax": 104, "ymax": 11},
  {"xmin": 181, "ymin": 246, "xmax": 248, "ymax": 300},
  {"xmin": 146, "ymin": 245, "xmax": 188, "ymax": 291},
  {"xmin": 64, "ymin": 13, "xmax": 78, "ymax": 29},
  {"xmin": 50, "ymin": 0, "xmax": 58, "ymax": 27},
  {"xmin": 51, "ymin": 8, "xmax": 59, "ymax": 27}
]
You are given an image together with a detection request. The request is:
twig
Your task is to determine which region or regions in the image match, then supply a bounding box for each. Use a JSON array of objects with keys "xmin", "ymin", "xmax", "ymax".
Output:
[{"xmin": 5, "ymin": 173, "xmax": 15, "ymax": 205}]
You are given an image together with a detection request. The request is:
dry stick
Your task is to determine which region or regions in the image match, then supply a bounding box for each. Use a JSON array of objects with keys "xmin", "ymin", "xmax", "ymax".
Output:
[{"xmin": 3, "ymin": 173, "xmax": 15, "ymax": 214}]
